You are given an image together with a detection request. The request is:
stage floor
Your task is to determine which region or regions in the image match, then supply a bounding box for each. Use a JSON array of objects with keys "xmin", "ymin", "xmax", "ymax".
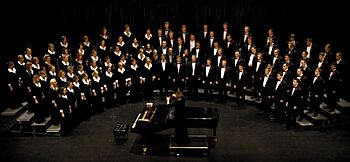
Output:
[{"xmin": 1, "ymin": 100, "xmax": 350, "ymax": 162}]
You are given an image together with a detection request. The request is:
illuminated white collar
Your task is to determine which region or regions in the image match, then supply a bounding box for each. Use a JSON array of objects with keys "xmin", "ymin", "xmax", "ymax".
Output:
[
  {"xmin": 78, "ymin": 70, "xmax": 85, "ymax": 75},
  {"xmin": 34, "ymin": 82, "xmax": 41, "ymax": 88},
  {"xmin": 67, "ymin": 72, "xmax": 74, "ymax": 78},
  {"xmin": 62, "ymin": 60, "xmax": 70, "ymax": 66},
  {"xmin": 117, "ymin": 42, "xmax": 125, "ymax": 47},
  {"xmin": 73, "ymin": 82, "xmax": 80, "ymax": 87},
  {"xmin": 93, "ymin": 76, "xmax": 100, "ymax": 82},
  {"xmin": 48, "ymin": 50, "xmax": 55, "ymax": 55},
  {"xmin": 83, "ymin": 41, "xmax": 90, "ymax": 47},
  {"xmin": 82, "ymin": 79, "xmax": 90, "ymax": 85},
  {"xmin": 118, "ymin": 68, "xmax": 125, "ymax": 74},
  {"xmin": 114, "ymin": 51, "xmax": 121, "ymax": 56},
  {"xmin": 17, "ymin": 61, "xmax": 25, "ymax": 66},
  {"xmin": 99, "ymin": 46, "xmax": 106, "ymax": 50},
  {"xmin": 8, "ymin": 68, "xmax": 16, "ymax": 74},
  {"xmin": 131, "ymin": 64, "xmax": 138, "ymax": 71},
  {"xmin": 124, "ymin": 31, "xmax": 132, "ymax": 37},
  {"xmin": 32, "ymin": 64, "xmax": 40, "ymax": 70},
  {"xmin": 106, "ymin": 71, "xmax": 113, "ymax": 77},
  {"xmin": 49, "ymin": 71, "xmax": 56, "ymax": 76},
  {"xmin": 144, "ymin": 63, "xmax": 152, "ymax": 70},
  {"xmin": 40, "ymin": 76, "xmax": 47, "ymax": 82},
  {"xmin": 60, "ymin": 77, "xmax": 67, "ymax": 82},
  {"xmin": 60, "ymin": 42, "xmax": 68, "ymax": 48},
  {"xmin": 145, "ymin": 34, "xmax": 152, "ymax": 40}
]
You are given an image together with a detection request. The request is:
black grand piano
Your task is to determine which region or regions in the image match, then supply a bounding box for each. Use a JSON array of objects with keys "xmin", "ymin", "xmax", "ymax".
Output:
[{"xmin": 130, "ymin": 102, "xmax": 220, "ymax": 136}]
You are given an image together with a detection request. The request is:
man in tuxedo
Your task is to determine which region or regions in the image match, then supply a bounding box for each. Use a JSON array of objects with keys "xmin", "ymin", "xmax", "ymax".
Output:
[
  {"xmin": 223, "ymin": 34, "xmax": 237, "ymax": 58},
  {"xmin": 219, "ymin": 22, "xmax": 231, "ymax": 45},
  {"xmin": 171, "ymin": 55, "xmax": 186, "ymax": 91},
  {"xmin": 281, "ymin": 63, "xmax": 293, "ymax": 89},
  {"xmin": 286, "ymin": 41, "xmax": 298, "ymax": 62},
  {"xmin": 230, "ymin": 50, "xmax": 245, "ymax": 93},
  {"xmin": 285, "ymin": 78, "xmax": 303, "ymax": 129},
  {"xmin": 232, "ymin": 64, "xmax": 250, "ymax": 107},
  {"xmin": 309, "ymin": 68, "xmax": 325, "ymax": 116},
  {"xmin": 241, "ymin": 25, "xmax": 251, "ymax": 45},
  {"xmin": 326, "ymin": 63, "xmax": 342, "ymax": 113},
  {"xmin": 186, "ymin": 55, "xmax": 202, "ymax": 99},
  {"xmin": 213, "ymin": 48, "xmax": 225, "ymax": 68},
  {"xmin": 296, "ymin": 68, "xmax": 309, "ymax": 116},
  {"xmin": 314, "ymin": 52, "xmax": 329, "ymax": 79},
  {"xmin": 153, "ymin": 29, "xmax": 164, "ymax": 50},
  {"xmin": 163, "ymin": 21, "xmax": 171, "ymax": 40},
  {"xmin": 216, "ymin": 59, "xmax": 230, "ymax": 103},
  {"xmin": 303, "ymin": 37, "xmax": 318, "ymax": 62},
  {"xmin": 202, "ymin": 58, "xmax": 216, "ymax": 100},
  {"xmin": 198, "ymin": 23, "xmax": 209, "ymax": 48},
  {"xmin": 156, "ymin": 54, "xmax": 171, "ymax": 97},
  {"xmin": 175, "ymin": 37, "xmax": 186, "ymax": 56},
  {"xmin": 158, "ymin": 40, "xmax": 169, "ymax": 55},
  {"xmin": 178, "ymin": 24, "xmax": 190, "ymax": 45},
  {"xmin": 260, "ymin": 67, "xmax": 275, "ymax": 114},
  {"xmin": 264, "ymin": 37, "xmax": 279, "ymax": 58},
  {"xmin": 272, "ymin": 72, "xmax": 287, "ymax": 123},
  {"xmin": 335, "ymin": 52, "xmax": 345, "ymax": 75},
  {"xmin": 270, "ymin": 48, "xmax": 283, "ymax": 73},
  {"xmin": 188, "ymin": 33, "xmax": 196, "ymax": 53},
  {"xmin": 167, "ymin": 48, "xmax": 175, "ymax": 64},
  {"xmin": 167, "ymin": 30, "xmax": 176, "ymax": 48},
  {"xmin": 241, "ymin": 36, "xmax": 255, "ymax": 60},
  {"xmin": 206, "ymin": 31, "xmax": 216, "ymax": 53},
  {"xmin": 252, "ymin": 53, "xmax": 266, "ymax": 99},
  {"xmin": 190, "ymin": 41, "xmax": 205, "ymax": 65}
]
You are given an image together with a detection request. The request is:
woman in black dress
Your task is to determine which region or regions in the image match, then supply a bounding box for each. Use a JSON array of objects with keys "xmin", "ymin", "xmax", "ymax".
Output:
[
  {"xmin": 58, "ymin": 87, "xmax": 72, "ymax": 136},
  {"xmin": 172, "ymin": 91, "xmax": 189, "ymax": 144}
]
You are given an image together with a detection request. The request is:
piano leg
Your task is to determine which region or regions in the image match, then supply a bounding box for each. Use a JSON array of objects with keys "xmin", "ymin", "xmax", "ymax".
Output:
[{"xmin": 213, "ymin": 127, "xmax": 217, "ymax": 136}]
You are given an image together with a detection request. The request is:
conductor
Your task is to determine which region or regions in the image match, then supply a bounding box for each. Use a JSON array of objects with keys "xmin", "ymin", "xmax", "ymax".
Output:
[{"xmin": 172, "ymin": 91, "xmax": 190, "ymax": 144}]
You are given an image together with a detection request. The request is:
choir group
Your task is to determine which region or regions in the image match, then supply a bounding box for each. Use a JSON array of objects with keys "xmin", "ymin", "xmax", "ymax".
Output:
[{"xmin": 6, "ymin": 21, "xmax": 346, "ymax": 133}]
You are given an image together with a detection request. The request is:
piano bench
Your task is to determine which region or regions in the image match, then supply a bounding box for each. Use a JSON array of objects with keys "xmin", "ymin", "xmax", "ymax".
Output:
[{"xmin": 113, "ymin": 123, "xmax": 129, "ymax": 144}]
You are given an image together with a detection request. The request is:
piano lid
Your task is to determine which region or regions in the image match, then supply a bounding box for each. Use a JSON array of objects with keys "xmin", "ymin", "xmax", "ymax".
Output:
[{"xmin": 167, "ymin": 106, "xmax": 220, "ymax": 120}]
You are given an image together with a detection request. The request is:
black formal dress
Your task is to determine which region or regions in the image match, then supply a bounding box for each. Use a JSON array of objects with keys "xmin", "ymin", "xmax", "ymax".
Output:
[{"xmin": 174, "ymin": 98, "xmax": 189, "ymax": 144}]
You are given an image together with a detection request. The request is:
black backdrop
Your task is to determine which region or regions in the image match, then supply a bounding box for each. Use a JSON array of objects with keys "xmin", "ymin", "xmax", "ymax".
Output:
[{"xmin": 0, "ymin": 0, "xmax": 348, "ymax": 102}]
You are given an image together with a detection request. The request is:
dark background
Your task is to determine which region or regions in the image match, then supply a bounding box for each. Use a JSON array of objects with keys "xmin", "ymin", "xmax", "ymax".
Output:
[{"xmin": 0, "ymin": 0, "xmax": 348, "ymax": 104}]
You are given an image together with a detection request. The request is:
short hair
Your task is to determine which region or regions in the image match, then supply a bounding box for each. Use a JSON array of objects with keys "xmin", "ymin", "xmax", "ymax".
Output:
[
  {"xmin": 293, "ymin": 77, "xmax": 301, "ymax": 83},
  {"xmin": 73, "ymin": 75, "xmax": 79, "ymax": 81},
  {"xmin": 336, "ymin": 52, "xmax": 342, "ymax": 57},
  {"xmin": 319, "ymin": 52, "xmax": 326, "ymax": 56},
  {"xmin": 50, "ymin": 78, "xmax": 57, "ymax": 85},
  {"xmin": 331, "ymin": 62, "xmax": 337, "ymax": 67},
  {"xmin": 315, "ymin": 67, "xmax": 322, "ymax": 73},
  {"xmin": 7, "ymin": 61, "xmax": 14, "ymax": 66}
]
